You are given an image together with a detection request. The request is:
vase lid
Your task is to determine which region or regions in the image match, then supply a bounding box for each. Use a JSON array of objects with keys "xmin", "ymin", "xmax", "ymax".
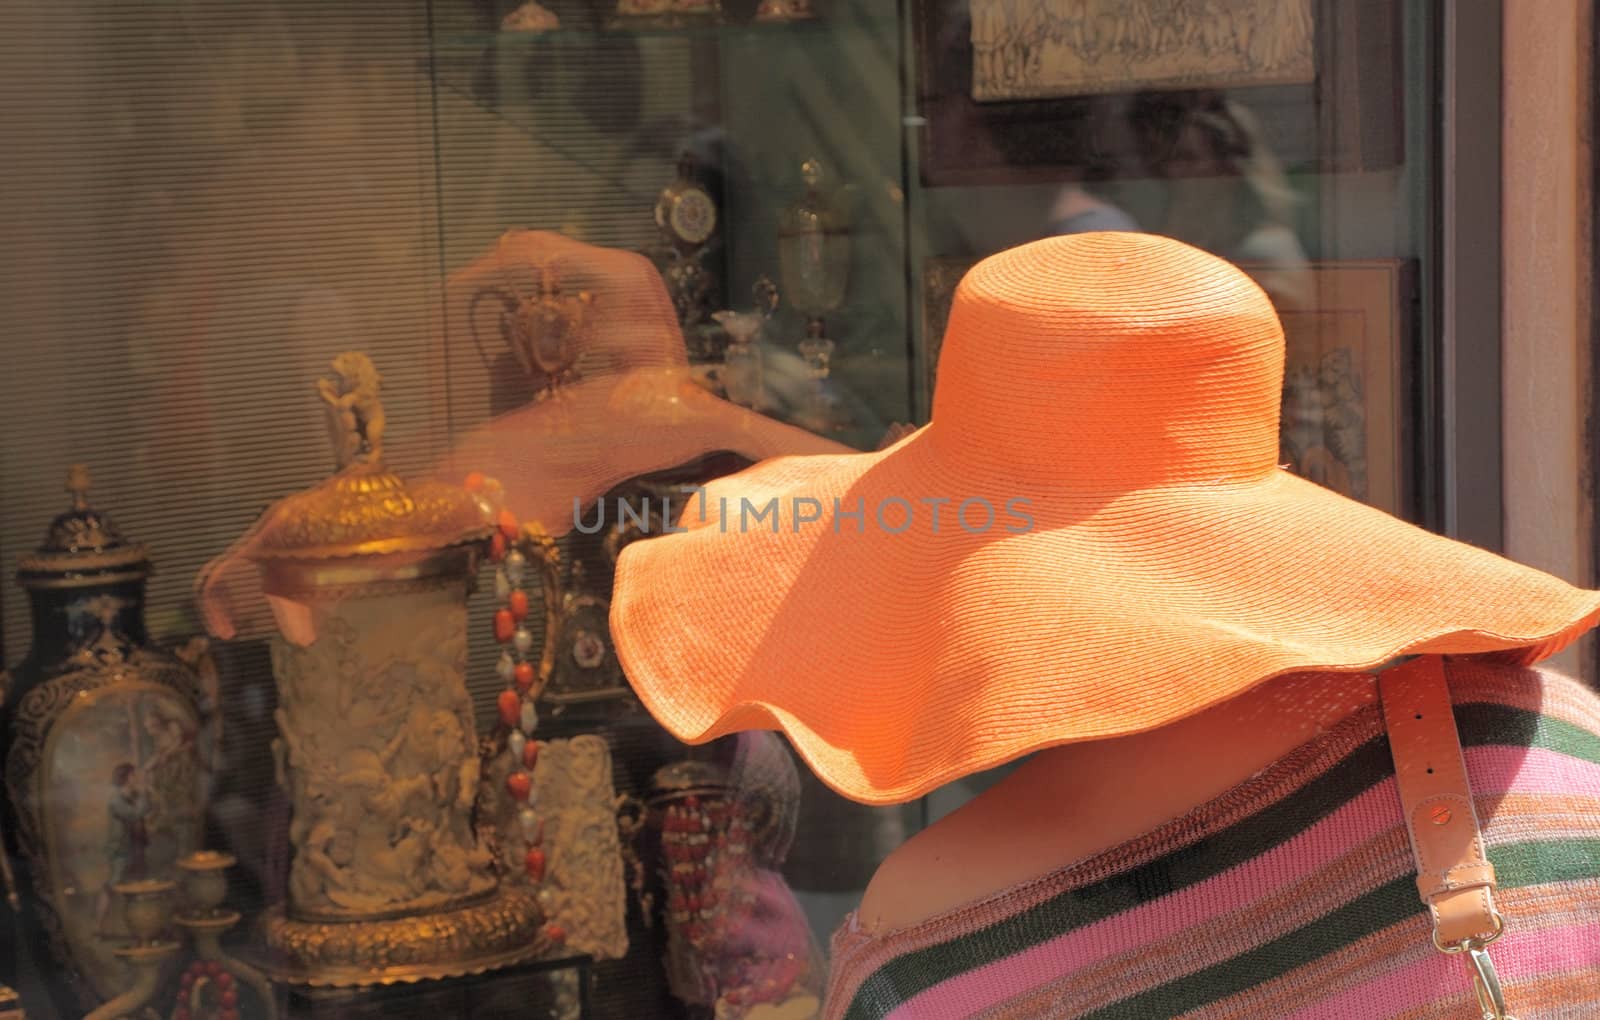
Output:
[
  {"xmin": 16, "ymin": 464, "xmax": 150, "ymax": 588},
  {"xmin": 247, "ymin": 352, "xmax": 491, "ymax": 561},
  {"xmin": 248, "ymin": 466, "xmax": 492, "ymax": 561},
  {"xmin": 649, "ymin": 759, "xmax": 730, "ymax": 799}
]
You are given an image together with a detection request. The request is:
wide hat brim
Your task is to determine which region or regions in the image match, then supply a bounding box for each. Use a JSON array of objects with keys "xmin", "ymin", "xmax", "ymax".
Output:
[
  {"xmin": 434, "ymin": 367, "xmax": 850, "ymax": 537},
  {"xmin": 611, "ymin": 425, "xmax": 1600, "ymax": 805}
]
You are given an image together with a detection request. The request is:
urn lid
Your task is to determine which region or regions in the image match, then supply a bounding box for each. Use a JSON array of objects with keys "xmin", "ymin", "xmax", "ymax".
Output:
[
  {"xmin": 248, "ymin": 466, "xmax": 492, "ymax": 561},
  {"xmin": 247, "ymin": 352, "xmax": 491, "ymax": 561},
  {"xmin": 649, "ymin": 759, "xmax": 731, "ymax": 802},
  {"xmin": 16, "ymin": 464, "xmax": 151, "ymax": 588}
]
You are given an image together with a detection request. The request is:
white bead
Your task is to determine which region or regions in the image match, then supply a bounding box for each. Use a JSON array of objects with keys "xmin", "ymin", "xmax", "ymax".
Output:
[
  {"xmin": 519, "ymin": 807, "xmax": 540, "ymax": 841},
  {"xmin": 537, "ymin": 887, "xmax": 555, "ymax": 909},
  {"xmin": 494, "ymin": 568, "xmax": 511, "ymax": 600},
  {"xmin": 496, "ymin": 651, "xmax": 516, "ymax": 682},
  {"xmin": 519, "ymin": 700, "xmax": 539, "ymax": 735},
  {"xmin": 508, "ymin": 730, "xmax": 526, "ymax": 762},
  {"xmin": 506, "ymin": 549, "xmax": 527, "ymax": 584},
  {"xmin": 514, "ymin": 627, "xmax": 534, "ymax": 655}
]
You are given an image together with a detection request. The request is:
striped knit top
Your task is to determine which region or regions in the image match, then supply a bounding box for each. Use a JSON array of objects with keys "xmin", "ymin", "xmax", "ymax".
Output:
[{"xmin": 825, "ymin": 662, "xmax": 1600, "ymax": 1018}]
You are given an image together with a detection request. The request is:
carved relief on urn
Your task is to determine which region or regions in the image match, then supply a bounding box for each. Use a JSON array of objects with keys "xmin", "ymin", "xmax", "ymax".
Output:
[{"xmin": 198, "ymin": 352, "xmax": 547, "ymax": 985}]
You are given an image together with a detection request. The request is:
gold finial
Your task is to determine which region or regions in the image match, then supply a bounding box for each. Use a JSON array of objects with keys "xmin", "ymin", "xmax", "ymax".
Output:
[
  {"xmin": 317, "ymin": 352, "xmax": 387, "ymax": 470},
  {"xmin": 66, "ymin": 464, "xmax": 92, "ymax": 511}
]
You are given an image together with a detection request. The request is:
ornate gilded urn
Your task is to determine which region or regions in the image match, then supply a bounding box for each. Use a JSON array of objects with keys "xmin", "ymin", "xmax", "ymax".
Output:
[
  {"xmin": 1, "ymin": 466, "xmax": 210, "ymax": 1014},
  {"xmin": 206, "ymin": 352, "xmax": 547, "ymax": 986}
]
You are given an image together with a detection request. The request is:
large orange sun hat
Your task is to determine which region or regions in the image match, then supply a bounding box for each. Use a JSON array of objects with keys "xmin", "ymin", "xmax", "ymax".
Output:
[{"xmin": 609, "ymin": 232, "xmax": 1600, "ymax": 806}]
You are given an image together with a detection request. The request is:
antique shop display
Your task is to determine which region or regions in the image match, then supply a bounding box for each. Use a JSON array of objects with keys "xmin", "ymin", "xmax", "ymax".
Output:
[
  {"xmin": 500, "ymin": 0, "xmax": 560, "ymax": 32},
  {"xmin": 754, "ymin": 0, "xmax": 816, "ymax": 22},
  {"xmin": 779, "ymin": 158, "xmax": 852, "ymax": 431},
  {"xmin": 82, "ymin": 878, "xmax": 180, "ymax": 1020},
  {"xmin": 712, "ymin": 278, "xmax": 780, "ymax": 411},
  {"xmin": 483, "ymin": 730, "xmax": 629, "ymax": 962},
  {"xmin": 649, "ymin": 741, "xmax": 821, "ymax": 1019},
  {"xmin": 196, "ymin": 353, "xmax": 549, "ymax": 986},
  {"xmin": 436, "ymin": 231, "xmax": 847, "ymax": 541},
  {"xmin": 1, "ymin": 466, "xmax": 211, "ymax": 1012},
  {"xmin": 777, "ymin": 159, "xmax": 851, "ymax": 343},
  {"xmin": 914, "ymin": 0, "xmax": 1403, "ymax": 186},
  {"xmin": 654, "ymin": 154, "xmax": 722, "ymax": 333},
  {"xmin": 610, "ymin": 0, "xmax": 722, "ymax": 30},
  {"xmin": 970, "ymin": 0, "xmax": 1314, "ymax": 101},
  {"xmin": 170, "ymin": 851, "xmax": 275, "ymax": 1020},
  {"xmin": 469, "ymin": 237, "xmax": 596, "ymax": 411}
]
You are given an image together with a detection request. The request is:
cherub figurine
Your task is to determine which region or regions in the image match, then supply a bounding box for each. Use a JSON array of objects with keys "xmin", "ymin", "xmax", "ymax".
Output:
[{"xmin": 317, "ymin": 351, "xmax": 386, "ymax": 469}]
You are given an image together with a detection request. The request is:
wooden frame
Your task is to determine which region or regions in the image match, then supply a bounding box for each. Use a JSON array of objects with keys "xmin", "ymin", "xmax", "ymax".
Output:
[
  {"xmin": 1248, "ymin": 259, "xmax": 1414, "ymax": 516},
  {"xmin": 912, "ymin": 0, "xmax": 1404, "ymax": 187}
]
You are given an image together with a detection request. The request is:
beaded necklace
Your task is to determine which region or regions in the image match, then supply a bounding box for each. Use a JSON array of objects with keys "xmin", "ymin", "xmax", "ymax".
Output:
[{"xmin": 465, "ymin": 472, "xmax": 564, "ymax": 947}]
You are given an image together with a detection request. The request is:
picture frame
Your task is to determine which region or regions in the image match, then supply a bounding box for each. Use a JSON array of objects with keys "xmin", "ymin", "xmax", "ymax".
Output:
[
  {"xmin": 921, "ymin": 255, "xmax": 1415, "ymax": 516},
  {"xmin": 913, "ymin": 0, "xmax": 1404, "ymax": 187},
  {"xmin": 1259, "ymin": 258, "xmax": 1414, "ymax": 517}
]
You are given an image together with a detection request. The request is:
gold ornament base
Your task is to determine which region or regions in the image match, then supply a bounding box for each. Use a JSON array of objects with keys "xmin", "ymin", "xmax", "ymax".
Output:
[{"xmin": 254, "ymin": 886, "xmax": 551, "ymax": 987}]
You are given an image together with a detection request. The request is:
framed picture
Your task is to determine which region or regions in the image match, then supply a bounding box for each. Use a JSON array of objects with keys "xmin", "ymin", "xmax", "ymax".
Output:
[
  {"xmin": 922, "ymin": 255, "xmax": 1414, "ymax": 515},
  {"xmin": 1260, "ymin": 259, "xmax": 1414, "ymax": 517},
  {"xmin": 913, "ymin": 0, "xmax": 1403, "ymax": 187}
]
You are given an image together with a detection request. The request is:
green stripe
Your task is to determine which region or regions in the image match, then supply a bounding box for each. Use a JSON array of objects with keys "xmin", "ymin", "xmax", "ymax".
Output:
[
  {"xmin": 1455, "ymin": 700, "xmax": 1600, "ymax": 767},
  {"xmin": 1084, "ymin": 838, "xmax": 1600, "ymax": 1019},
  {"xmin": 843, "ymin": 702, "xmax": 1600, "ymax": 1020}
]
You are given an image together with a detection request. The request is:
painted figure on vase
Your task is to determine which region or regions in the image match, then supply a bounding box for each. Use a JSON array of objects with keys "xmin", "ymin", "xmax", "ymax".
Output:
[{"xmin": 95, "ymin": 763, "xmax": 153, "ymax": 935}]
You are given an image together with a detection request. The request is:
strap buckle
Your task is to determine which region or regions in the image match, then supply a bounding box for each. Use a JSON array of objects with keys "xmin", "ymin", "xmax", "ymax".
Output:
[
  {"xmin": 1463, "ymin": 942, "xmax": 1515, "ymax": 1020},
  {"xmin": 1435, "ymin": 918, "xmax": 1514, "ymax": 1020}
]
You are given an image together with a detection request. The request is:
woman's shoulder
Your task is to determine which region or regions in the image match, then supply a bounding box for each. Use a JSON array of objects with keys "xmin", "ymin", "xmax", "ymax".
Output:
[{"xmin": 1446, "ymin": 656, "xmax": 1600, "ymax": 736}]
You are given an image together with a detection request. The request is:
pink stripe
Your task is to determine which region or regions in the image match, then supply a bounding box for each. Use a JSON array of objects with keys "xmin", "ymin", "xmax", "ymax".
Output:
[
  {"xmin": 884, "ymin": 745, "xmax": 1600, "ymax": 1020},
  {"xmin": 1281, "ymin": 920, "xmax": 1600, "ymax": 1019}
]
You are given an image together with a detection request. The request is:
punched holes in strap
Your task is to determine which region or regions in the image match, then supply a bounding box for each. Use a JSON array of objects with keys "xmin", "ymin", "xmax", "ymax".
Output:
[{"xmin": 1377, "ymin": 656, "xmax": 1502, "ymax": 946}]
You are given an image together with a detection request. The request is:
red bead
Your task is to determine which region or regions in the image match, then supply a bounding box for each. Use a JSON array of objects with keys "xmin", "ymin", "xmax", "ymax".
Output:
[
  {"xmin": 464, "ymin": 471, "xmax": 486, "ymax": 492},
  {"xmin": 497, "ymin": 690, "xmax": 521, "ymax": 729},
  {"xmin": 221, "ymin": 987, "xmax": 239, "ymax": 1008},
  {"xmin": 221, "ymin": 1011, "xmax": 239, "ymax": 1020},
  {"xmin": 490, "ymin": 531, "xmax": 507, "ymax": 561},
  {"xmin": 175, "ymin": 1009, "xmax": 190, "ymax": 1020},
  {"xmin": 509, "ymin": 589, "xmax": 530, "ymax": 621},
  {"xmin": 494, "ymin": 609, "xmax": 515, "ymax": 643},
  {"xmin": 498, "ymin": 509, "xmax": 520, "ymax": 541},
  {"xmin": 206, "ymin": 961, "xmax": 223, "ymax": 976},
  {"xmin": 514, "ymin": 661, "xmax": 536, "ymax": 693},
  {"xmin": 521, "ymin": 739, "xmax": 540, "ymax": 770},
  {"xmin": 180, "ymin": 970, "xmax": 195, "ymax": 989},
  {"xmin": 544, "ymin": 922, "xmax": 566, "ymax": 944},
  {"xmin": 506, "ymin": 771, "xmax": 531, "ymax": 802},
  {"xmin": 524, "ymin": 846, "xmax": 546, "ymax": 882},
  {"xmin": 217, "ymin": 972, "xmax": 235, "ymax": 990}
]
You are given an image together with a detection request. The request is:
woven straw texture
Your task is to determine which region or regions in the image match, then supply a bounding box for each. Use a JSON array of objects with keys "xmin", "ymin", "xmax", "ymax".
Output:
[{"xmin": 610, "ymin": 233, "xmax": 1600, "ymax": 806}]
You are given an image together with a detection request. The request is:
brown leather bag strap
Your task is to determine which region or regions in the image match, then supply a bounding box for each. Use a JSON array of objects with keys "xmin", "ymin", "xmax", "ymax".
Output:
[{"xmin": 1378, "ymin": 655, "xmax": 1515, "ymax": 1018}]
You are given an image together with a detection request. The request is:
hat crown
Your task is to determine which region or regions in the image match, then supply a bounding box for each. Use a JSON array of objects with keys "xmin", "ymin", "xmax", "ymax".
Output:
[{"xmin": 930, "ymin": 233, "xmax": 1285, "ymax": 490}]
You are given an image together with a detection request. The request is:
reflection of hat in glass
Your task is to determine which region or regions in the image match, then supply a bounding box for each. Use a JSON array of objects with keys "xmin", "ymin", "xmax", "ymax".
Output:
[
  {"xmin": 610, "ymin": 232, "xmax": 1600, "ymax": 806},
  {"xmin": 196, "ymin": 232, "xmax": 844, "ymax": 640},
  {"xmin": 436, "ymin": 230, "xmax": 848, "ymax": 534}
]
